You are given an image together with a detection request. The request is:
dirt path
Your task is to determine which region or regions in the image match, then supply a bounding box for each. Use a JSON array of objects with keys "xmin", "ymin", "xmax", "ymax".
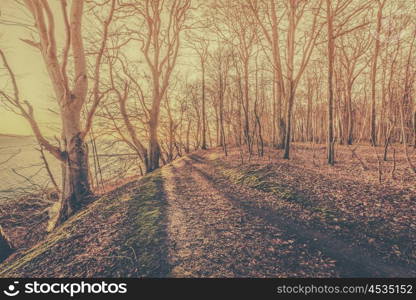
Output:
[
  {"xmin": 163, "ymin": 158, "xmax": 338, "ymax": 277},
  {"xmin": 162, "ymin": 155, "xmax": 415, "ymax": 278}
]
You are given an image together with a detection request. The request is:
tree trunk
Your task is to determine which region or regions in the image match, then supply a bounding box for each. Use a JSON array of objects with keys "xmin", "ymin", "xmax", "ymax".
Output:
[
  {"xmin": 270, "ymin": 0, "xmax": 285, "ymax": 149},
  {"xmin": 147, "ymin": 116, "xmax": 161, "ymax": 173},
  {"xmin": 414, "ymin": 110, "xmax": 416, "ymax": 148},
  {"xmin": 168, "ymin": 119, "xmax": 174, "ymax": 162},
  {"xmin": 370, "ymin": 1, "xmax": 385, "ymax": 146},
  {"xmin": 326, "ymin": 0, "xmax": 335, "ymax": 165},
  {"xmin": 347, "ymin": 89, "xmax": 354, "ymax": 145},
  {"xmin": 186, "ymin": 119, "xmax": 191, "ymax": 153},
  {"xmin": 56, "ymin": 131, "xmax": 92, "ymax": 226},
  {"xmin": 306, "ymin": 90, "xmax": 313, "ymax": 142},
  {"xmin": 241, "ymin": 58, "xmax": 252, "ymax": 154},
  {"xmin": 0, "ymin": 226, "xmax": 14, "ymax": 263},
  {"xmin": 283, "ymin": 88, "xmax": 295, "ymax": 159},
  {"xmin": 272, "ymin": 76, "xmax": 277, "ymax": 147},
  {"xmin": 400, "ymin": 96, "xmax": 416, "ymax": 173},
  {"xmin": 201, "ymin": 62, "xmax": 207, "ymax": 150},
  {"xmin": 219, "ymin": 74, "xmax": 227, "ymax": 155}
]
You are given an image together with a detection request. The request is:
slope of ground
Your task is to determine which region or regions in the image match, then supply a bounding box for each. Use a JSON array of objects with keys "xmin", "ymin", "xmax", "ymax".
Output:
[
  {"xmin": 0, "ymin": 146, "xmax": 414, "ymax": 278},
  {"xmin": 160, "ymin": 153, "xmax": 414, "ymax": 277},
  {"xmin": 0, "ymin": 194, "xmax": 52, "ymax": 251},
  {"xmin": 0, "ymin": 171, "xmax": 169, "ymax": 277},
  {"xmin": 163, "ymin": 158, "xmax": 337, "ymax": 277},
  {"xmin": 185, "ymin": 146, "xmax": 415, "ymax": 276}
]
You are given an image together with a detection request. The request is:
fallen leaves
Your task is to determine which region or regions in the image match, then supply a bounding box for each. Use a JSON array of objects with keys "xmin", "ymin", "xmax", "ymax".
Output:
[
  {"xmin": 163, "ymin": 160, "xmax": 338, "ymax": 277},
  {"xmin": 191, "ymin": 146, "xmax": 416, "ymax": 275}
]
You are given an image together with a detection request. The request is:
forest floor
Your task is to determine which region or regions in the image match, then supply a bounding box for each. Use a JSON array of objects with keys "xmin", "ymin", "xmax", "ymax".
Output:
[
  {"xmin": 0, "ymin": 144, "xmax": 415, "ymax": 277},
  {"xmin": 162, "ymin": 145, "xmax": 415, "ymax": 277}
]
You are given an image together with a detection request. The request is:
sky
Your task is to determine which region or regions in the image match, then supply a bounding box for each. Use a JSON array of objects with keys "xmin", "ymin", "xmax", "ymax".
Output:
[
  {"xmin": 0, "ymin": 1, "xmax": 71, "ymax": 136},
  {"xmin": 1, "ymin": 0, "xmax": 413, "ymax": 136},
  {"xmin": 0, "ymin": 0, "xmax": 200, "ymax": 136}
]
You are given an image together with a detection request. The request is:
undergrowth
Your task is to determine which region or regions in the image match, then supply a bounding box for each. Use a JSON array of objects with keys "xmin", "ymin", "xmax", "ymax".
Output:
[{"xmin": 0, "ymin": 170, "xmax": 169, "ymax": 277}]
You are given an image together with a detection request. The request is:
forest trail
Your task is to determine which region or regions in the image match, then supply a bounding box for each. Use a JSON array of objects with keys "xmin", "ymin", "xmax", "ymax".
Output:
[
  {"xmin": 161, "ymin": 152, "xmax": 415, "ymax": 278},
  {"xmin": 0, "ymin": 148, "xmax": 414, "ymax": 278}
]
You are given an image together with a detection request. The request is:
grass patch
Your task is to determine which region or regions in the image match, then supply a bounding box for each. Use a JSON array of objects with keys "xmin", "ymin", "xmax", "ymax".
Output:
[
  {"xmin": 216, "ymin": 162, "xmax": 309, "ymax": 205},
  {"xmin": 124, "ymin": 171, "xmax": 169, "ymax": 277}
]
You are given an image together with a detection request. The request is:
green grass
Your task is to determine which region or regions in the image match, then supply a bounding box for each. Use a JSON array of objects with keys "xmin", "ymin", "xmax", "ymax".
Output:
[
  {"xmin": 123, "ymin": 171, "xmax": 169, "ymax": 276},
  {"xmin": 217, "ymin": 163, "xmax": 308, "ymax": 205}
]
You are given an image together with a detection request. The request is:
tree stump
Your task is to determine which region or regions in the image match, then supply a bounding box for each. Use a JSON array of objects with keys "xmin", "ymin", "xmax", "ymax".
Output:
[{"xmin": 0, "ymin": 226, "xmax": 14, "ymax": 263}]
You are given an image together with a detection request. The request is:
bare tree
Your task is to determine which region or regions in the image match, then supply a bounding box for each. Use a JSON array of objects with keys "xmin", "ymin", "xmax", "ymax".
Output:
[
  {"xmin": 0, "ymin": 0, "xmax": 116, "ymax": 228},
  {"xmin": 187, "ymin": 32, "xmax": 210, "ymax": 150},
  {"xmin": 370, "ymin": 0, "xmax": 387, "ymax": 146},
  {"xmin": 120, "ymin": 0, "xmax": 191, "ymax": 172}
]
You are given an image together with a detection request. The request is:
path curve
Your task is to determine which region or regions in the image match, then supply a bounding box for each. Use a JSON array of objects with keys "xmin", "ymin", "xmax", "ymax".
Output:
[
  {"xmin": 162, "ymin": 154, "xmax": 415, "ymax": 277},
  {"xmin": 162, "ymin": 158, "xmax": 337, "ymax": 277}
]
